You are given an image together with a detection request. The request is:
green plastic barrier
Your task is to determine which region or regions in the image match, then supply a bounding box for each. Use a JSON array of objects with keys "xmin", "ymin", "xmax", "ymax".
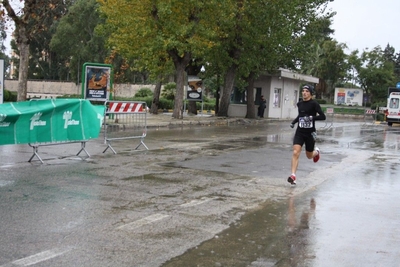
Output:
[{"xmin": 0, "ymin": 99, "xmax": 105, "ymax": 145}]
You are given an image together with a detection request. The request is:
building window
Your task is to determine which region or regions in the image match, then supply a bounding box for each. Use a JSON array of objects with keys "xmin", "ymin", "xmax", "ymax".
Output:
[
  {"xmin": 231, "ymin": 87, "xmax": 262, "ymax": 104},
  {"xmin": 273, "ymin": 88, "xmax": 281, "ymax": 108},
  {"xmin": 390, "ymin": 98, "xmax": 399, "ymax": 109},
  {"xmin": 230, "ymin": 87, "xmax": 246, "ymax": 104},
  {"xmin": 254, "ymin": 87, "xmax": 262, "ymax": 105}
]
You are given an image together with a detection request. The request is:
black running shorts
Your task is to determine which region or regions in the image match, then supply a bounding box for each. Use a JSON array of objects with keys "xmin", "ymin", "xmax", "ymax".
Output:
[{"xmin": 293, "ymin": 131, "xmax": 315, "ymax": 152}]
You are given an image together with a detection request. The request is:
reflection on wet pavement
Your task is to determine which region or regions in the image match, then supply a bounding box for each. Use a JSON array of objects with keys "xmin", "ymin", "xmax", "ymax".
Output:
[
  {"xmin": 163, "ymin": 122, "xmax": 400, "ymax": 267},
  {"xmin": 163, "ymin": 196, "xmax": 320, "ymax": 267}
]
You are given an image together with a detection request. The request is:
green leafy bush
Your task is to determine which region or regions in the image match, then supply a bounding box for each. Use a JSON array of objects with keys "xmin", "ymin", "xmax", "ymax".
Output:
[
  {"xmin": 159, "ymin": 98, "xmax": 173, "ymax": 110},
  {"xmin": 196, "ymin": 99, "xmax": 215, "ymax": 111},
  {"xmin": 135, "ymin": 88, "xmax": 153, "ymax": 97},
  {"xmin": 371, "ymin": 101, "xmax": 386, "ymax": 110},
  {"xmin": 129, "ymin": 96, "xmax": 174, "ymax": 110},
  {"xmin": 131, "ymin": 96, "xmax": 152, "ymax": 109},
  {"xmin": 3, "ymin": 89, "xmax": 10, "ymax": 101},
  {"xmin": 376, "ymin": 113, "xmax": 384, "ymax": 121},
  {"xmin": 4, "ymin": 90, "xmax": 17, "ymax": 102},
  {"xmin": 59, "ymin": 94, "xmax": 81, "ymax": 99},
  {"xmin": 161, "ymin": 82, "xmax": 176, "ymax": 100}
]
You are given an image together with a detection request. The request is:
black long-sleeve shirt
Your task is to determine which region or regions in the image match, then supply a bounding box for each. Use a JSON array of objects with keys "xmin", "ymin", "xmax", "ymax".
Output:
[{"xmin": 291, "ymin": 99, "xmax": 326, "ymax": 133}]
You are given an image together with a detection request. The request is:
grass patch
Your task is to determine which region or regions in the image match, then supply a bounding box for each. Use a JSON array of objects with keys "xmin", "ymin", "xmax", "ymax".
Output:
[{"xmin": 321, "ymin": 105, "xmax": 366, "ymax": 115}]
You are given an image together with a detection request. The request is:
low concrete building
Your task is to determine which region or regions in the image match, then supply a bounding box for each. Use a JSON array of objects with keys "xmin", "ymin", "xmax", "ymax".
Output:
[{"xmin": 228, "ymin": 69, "xmax": 319, "ymax": 119}]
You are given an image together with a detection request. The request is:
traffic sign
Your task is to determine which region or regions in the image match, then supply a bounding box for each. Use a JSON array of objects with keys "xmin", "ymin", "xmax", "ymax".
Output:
[{"xmin": 396, "ymin": 82, "xmax": 400, "ymax": 88}]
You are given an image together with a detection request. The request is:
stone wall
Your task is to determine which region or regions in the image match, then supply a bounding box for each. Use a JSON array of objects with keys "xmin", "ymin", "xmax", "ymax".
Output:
[{"xmin": 4, "ymin": 80, "xmax": 157, "ymax": 98}]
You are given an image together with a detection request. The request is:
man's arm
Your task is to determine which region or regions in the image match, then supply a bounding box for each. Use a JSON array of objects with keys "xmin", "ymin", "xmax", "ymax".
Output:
[
  {"xmin": 291, "ymin": 115, "xmax": 299, "ymax": 125},
  {"xmin": 314, "ymin": 103, "xmax": 326, "ymax": 121}
]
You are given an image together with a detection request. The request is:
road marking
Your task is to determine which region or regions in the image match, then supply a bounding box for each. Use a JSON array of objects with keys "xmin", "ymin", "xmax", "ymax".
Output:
[
  {"xmin": 179, "ymin": 197, "xmax": 214, "ymax": 208},
  {"xmin": 10, "ymin": 247, "xmax": 72, "ymax": 266},
  {"xmin": 117, "ymin": 213, "xmax": 170, "ymax": 230}
]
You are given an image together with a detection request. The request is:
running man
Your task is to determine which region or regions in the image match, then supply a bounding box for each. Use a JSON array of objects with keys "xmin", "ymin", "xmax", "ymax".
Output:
[{"xmin": 288, "ymin": 85, "xmax": 326, "ymax": 185}]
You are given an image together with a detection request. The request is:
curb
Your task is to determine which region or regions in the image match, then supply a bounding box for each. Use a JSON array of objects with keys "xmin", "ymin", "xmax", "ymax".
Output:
[{"xmin": 146, "ymin": 116, "xmax": 275, "ymax": 128}]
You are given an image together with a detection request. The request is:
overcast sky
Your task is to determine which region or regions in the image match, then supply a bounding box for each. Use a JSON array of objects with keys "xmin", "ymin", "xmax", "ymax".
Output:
[{"xmin": 327, "ymin": 0, "xmax": 400, "ymax": 53}]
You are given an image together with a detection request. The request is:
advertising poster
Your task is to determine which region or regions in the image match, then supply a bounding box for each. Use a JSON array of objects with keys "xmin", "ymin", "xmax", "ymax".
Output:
[
  {"xmin": 334, "ymin": 88, "xmax": 363, "ymax": 106},
  {"xmin": 82, "ymin": 63, "xmax": 113, "ymax": 101},
  {"xmin": 186, "ymin": 77, "xmax": 203, "ymax": 101},
  {"xmin": 337, "ymin": 91, "xmax": 345, "ymax": 105}
]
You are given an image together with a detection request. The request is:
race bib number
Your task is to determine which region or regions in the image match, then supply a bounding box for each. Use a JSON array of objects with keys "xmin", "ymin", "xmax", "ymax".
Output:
[{"xmin": 299, "ymin": 116, "xmax": 313, "ymax": 128}]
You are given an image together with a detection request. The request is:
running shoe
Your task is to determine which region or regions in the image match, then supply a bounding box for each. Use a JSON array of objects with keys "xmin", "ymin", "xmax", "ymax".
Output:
[
  {"xmin": 287, "ymin": 175, "xmax": 296, "ymax": 185},
  {"xmin": 313, "ymin": 147, "xmax": 320, "ymax": 163}
]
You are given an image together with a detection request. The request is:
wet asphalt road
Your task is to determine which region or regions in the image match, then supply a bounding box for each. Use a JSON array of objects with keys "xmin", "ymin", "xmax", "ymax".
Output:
[{"xmin": 0, "ymin": 118, "xmax": 399, "ymax": 266}]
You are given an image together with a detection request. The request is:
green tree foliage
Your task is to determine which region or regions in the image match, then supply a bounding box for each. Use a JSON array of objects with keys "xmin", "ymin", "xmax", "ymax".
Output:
[
  {"xmin": 21, "ymin": 1, "xmax": 72, "ymax": 80},
  {"xmin": 98, "ymin": 0, "xmax": 333, "ymax": 118},
  {"xmin": 313, "ymin": 44, "xmax": 400, "ymax": 106},
  {"xmin": 394, "ymin": 53, "xmax": 400, "ymax": 82},
  {"xmin": 50, "ymin": 0, "xmax": 148, "ymax": 86},
  {"xmin": 354, "ymin": 46, "xmax": 396, "ymax": 103},
  {"xmin": 50, "ymin": 0, "xmax": 108, "ymax": 84},
  {"xmin": 293, "ymin": 16, "xmax": 335, "ymax": 70},
  {"xmin": 201, "ymin": 0, "xmax": 334, "ymax": 117},
  {"xmin": 0, "ymin": 18, "xmax": 10, "ymax": 76},
  {"xmin": 383, "ymin": 44, "xmax": 400, "ymax": 82},
  {"xmin": 346, "ymin": 50, "xmax": 361, "ymax": 88},
  {"xmin": 104, "ymin": 50, "xmax": 149, "ymax": 85},
  {"xmin": 1, "ymin": 0, "xmax": 71, "ymax": 101},
  {"xmin": 98, "ymin": 0, "xmax": 216, "ymax": 118},
  {"xmin": 0, "ymin": 17, "xmax": 7, "ymax": 53},
  {"xmin": 303, "ymin": 40, "xmax": 347, "ymax": 99}
]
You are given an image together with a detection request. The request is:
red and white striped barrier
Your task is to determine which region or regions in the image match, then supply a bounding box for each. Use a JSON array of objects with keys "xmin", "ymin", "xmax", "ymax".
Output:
[
  {"xmin": 365, "ymin": 110, "xmax": 376, "ymax": 114},
  {"xmin": 108, "ymin": 102, "xmax": 143, "ymax": 113},
  {"xmin": 103, "ymin": 101, "xmax": 148, "ymax": 154}
]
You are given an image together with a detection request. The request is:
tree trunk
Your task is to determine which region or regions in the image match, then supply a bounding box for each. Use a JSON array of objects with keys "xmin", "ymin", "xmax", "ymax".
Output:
[
  {"xmin": 16, "ymin": 25, "xmax": 30, "ymax": 101},
  {"xmin": 188, "ymin": 101, "xmax": 197, "ymax": 115},
  {"xmin": 169, "ymin": 51, "xmax": 191, "ymax": 119},
  {"xmin": 245, "ymin": 73, "xmax": 256, "ymax": 118},
  {"xmin": 150, "ymin": 80, "xmax": 162, "ymax": 114},
  {"xmin": 215, "ymin": 74, "xmax": 220, "ymax": 114},
  {"xmin": 217, "ymin": 65, "xmax": 237, "ymax": 117},
  {"xmin": 172, "ymin": 63, "xmax": 186, "ymax": 119}
]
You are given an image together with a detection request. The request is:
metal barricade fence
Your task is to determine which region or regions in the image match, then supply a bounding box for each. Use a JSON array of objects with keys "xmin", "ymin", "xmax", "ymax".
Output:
[
  {"xmin": 22, "ymin": 99, "xmax": 104, "ymax": 163},
  {"xmin": 364, "ymin": 109, "xmax": 376, "ymax": 125},
  {"xmin": 320, "ymin": 107, "xmax": 334, "ymax": 130},
  {"xmin": 103, "ymin": 101, "xmax": 148, "ymax": 154},
  {"xmin": 29, "ymin": 141, "xmax": 90, "ymax": 164}
]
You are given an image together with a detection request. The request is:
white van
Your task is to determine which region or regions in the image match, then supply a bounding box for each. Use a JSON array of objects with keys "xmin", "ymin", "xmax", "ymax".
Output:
[{"xmin": 385, "ymin": 92, "xmax": 400, "ymax": 126}]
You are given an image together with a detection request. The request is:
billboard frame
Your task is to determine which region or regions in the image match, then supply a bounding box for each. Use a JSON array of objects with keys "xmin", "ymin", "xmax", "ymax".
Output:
[{"xmin": 81, "ymin": 62, "xmax": 113, "ymax": 101}]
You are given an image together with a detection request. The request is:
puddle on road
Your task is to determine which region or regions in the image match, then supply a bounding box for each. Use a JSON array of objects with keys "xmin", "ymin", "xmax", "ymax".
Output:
[
  {"xmin": 203, "ymin": 144, "xmax": 236, "ymax": 151},
  {"xmin": 165, "ymin": 139, "xmax": 210, "ymax": 143},
  {"xmin": 163, "ymin": 194, "xmax": 317, "ymax": 267},
  {"xmin": 318, "ymin": 127, "xmax": 386, "ymax": 150},
  {"xmin": 121, "ymin": 174, "xmax": 186, "ymax": 184}
]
